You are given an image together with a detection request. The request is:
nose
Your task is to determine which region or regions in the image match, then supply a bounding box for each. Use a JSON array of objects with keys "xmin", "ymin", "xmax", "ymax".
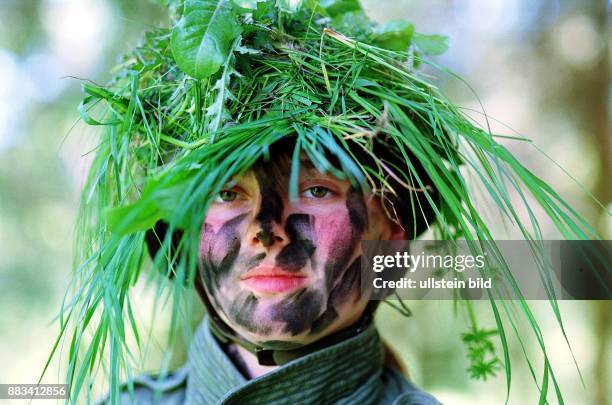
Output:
[
  {"xmin": 250, "ymin": 222, "xmax": 288, "ymax": 248},
  {"xmin": 246, "ymin": 192, "xmax": 290, "ymax": 249}
]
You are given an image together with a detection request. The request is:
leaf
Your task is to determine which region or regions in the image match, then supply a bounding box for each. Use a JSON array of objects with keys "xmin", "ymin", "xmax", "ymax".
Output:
[
  {"xmin": 413, "ymin": 33, "xmax": 449, "ymax": 55},
  {"xmin": 276, "ymin": 0, "xmax": 300, "ymax": 13},
  {"xmin": 235, "ymin": 44, "xmax": 260, "ymax": 55},
  {"xmin": 207, "ymin": 37, "xmax": 242, "ymax": 136},
  {"xmin": 170, "ymin": 0, "xmax": 242, "ymax": 79},
  {"xmin": 107, "ymin": 169, "xmax": 196, "ymax": 234},
  {"xmin": 253, "ymin": 0, "xmax": 277, "ymax": 22},
  {"xmin": 320, "ymin": 0, "xmax": 362, "ymax": 17},
  {"xmin": 331, "ymin": 11, "xmax": 372, "ymax": 37},
  {"xmin": 371, "ymin": 20, "xmax": 414, "ymax": 51}
]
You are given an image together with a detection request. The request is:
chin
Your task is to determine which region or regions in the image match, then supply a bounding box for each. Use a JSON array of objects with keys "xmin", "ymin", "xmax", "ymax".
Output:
[
  {"xmin": 211, "ymin": 284, "xmax": 368, "ymax": 348},
  {"xmin": 235, "ymin": 300, "xmax": 368, "ymax": 349}
]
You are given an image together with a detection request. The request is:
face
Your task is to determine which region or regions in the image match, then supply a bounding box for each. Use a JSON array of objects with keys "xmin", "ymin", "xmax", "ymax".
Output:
[{"xmin": 198, "ymin": 149, "xmax": 401, "ymax": 347}]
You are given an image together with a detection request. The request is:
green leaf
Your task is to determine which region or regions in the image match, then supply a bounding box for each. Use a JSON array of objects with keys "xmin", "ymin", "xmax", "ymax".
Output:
[
  {"xmin": 207, "ymin": 37, "xmax": 242, "ymax": 136},
  {"xmin": 413, "ymin": 33, "xmax": 449, "ymax": 55},
  {"xmin": 253, "ymin": 0, "xmax": 277, "ymax": 22},
  {"xmin": 371, "ymin": 20, "xmax": 414, "ymax": 51},
  {"xmin": 170, "ymin": 0, "xmax": 242, "ymax": 79},
  {"xmin": 331, "ymin": 11, "xmax": 371, "ymax": 37},
  {"xmin": 106, "ymin": 169, "xmax": 195, "ymax": 234},
  {"xmin": 320, "ymin": 0, "xmax": 362, "ymax": 17},
  {"xmin": 276, "ymin": 0, "xmax": 301, "ymax": 13}
]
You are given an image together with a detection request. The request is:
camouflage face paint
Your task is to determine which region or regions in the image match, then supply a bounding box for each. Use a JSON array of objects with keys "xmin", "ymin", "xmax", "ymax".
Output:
[{"xmin": 198, "ymin": 153, "xmax": 385, "ymax": 346}]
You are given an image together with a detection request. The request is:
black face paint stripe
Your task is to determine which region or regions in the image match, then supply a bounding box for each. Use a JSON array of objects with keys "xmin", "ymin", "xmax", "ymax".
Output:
[
  {"xmin": 310, "ymin": 258, "xmax": 362, "ymax": 335},
  {"xmin": 346, "ymin": 188, "xmax": 368, "ymax": 232},
  {"xmin": 229, "ymin": 292, "xmax": 272, "ymax": 335},
  {"xmin": 200, "ymin": 214, "xmax": 248, "ymax": 285},
  {"xmin": 252, "ymin": 164, "xmax": 289, "ymax": 247},
  {"xmin": 244, "ymin": 252, "xmax": 266, "ymax": 271},
  {"xmin": 271, "ymin": 289, "xmax": 325, "ymax": 335},
  {"xmin": 330, "ymin": 258, "xmax": 362, "ymax": 305},
  {"xmin": 275, "ymin": 213, "xmax": 316, "ymax": 272},
  {"xmin": 310, "ymin": 307, "xmax": 339, "ymax": 335}
]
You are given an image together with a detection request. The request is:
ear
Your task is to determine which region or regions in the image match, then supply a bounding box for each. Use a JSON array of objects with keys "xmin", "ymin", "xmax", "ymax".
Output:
[{"xmin": 388, "ymin": 221, "xmax": 407, "ymax": 241}]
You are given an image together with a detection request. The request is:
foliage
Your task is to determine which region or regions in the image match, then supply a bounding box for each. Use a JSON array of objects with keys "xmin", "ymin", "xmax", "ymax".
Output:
[
  {"xmin": 462, "ymin": 325, "xmax": 501, "ymax": 380},
  {"xmin": 171, "ymin": 0, "xmax": 242, "ymax": 79},
  {"xmin": 45, "ymin": 0, "xmax": 602, "ymax": 403}
]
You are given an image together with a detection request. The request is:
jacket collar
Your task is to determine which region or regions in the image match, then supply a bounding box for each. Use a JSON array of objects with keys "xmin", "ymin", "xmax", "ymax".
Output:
[{"xmin": 185, "ymin": 317, "xmax": 385, "ymax": 404}]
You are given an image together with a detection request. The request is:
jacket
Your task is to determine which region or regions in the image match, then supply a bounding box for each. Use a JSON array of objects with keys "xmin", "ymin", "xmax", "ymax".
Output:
[{"xmin": 102, "ymin": 317, "xmax": 440, "ymax": 405}]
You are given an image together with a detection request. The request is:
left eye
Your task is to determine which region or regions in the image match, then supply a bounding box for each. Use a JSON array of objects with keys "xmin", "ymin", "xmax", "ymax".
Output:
[
  {"xmin": 215, "ymin": 190, "xmax": 239, "ymax": 202},
  {"xmin": 303, "ymin": 186, "xmax": 331, "ymax": 199}
]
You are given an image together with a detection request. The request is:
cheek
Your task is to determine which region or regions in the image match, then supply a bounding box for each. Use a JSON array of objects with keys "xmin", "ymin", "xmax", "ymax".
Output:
[
  {"xmin": 364, "ymin": 197, "xmax": 391, "ymax": 240},
  {"xmin": 312, "ymin": 207, "xmax": 357, "ymax": 264},
  {"xmin": 202, "ymin": 205, "xmax": 247, "ymax": 232},
  {"xmin": 199, "ymin": 213, "xmax": 247, "ymax": 266}
]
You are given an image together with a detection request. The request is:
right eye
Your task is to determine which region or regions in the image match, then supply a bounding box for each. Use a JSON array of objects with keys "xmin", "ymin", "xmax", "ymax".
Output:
[
  {"xmin": 215, "ymin": 190, "xmax": 239, "ymax": 203},
  {"xmin": 302, "ymin": 186, "xmax": 332, "ymax": 199}
]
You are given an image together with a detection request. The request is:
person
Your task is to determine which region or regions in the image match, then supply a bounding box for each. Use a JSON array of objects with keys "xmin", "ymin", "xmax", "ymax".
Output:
[
  {"xmin": 53, "ymin": 1, "xmax": 600, "ymax": 404},
  {"xmin": 104, "ymin": 138, "xmax": 440, "ymax": 404}
]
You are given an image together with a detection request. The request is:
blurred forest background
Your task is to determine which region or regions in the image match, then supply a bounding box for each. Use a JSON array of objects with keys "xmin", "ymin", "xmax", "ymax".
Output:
[{"xmin": 0, "ymin": 0, "xmax": 609, "ymax": 404}]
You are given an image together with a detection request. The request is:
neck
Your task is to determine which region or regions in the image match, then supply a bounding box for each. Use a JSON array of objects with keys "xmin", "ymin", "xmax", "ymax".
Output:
[
  {"xmin": 224, "ymin": 307, "xmax": 376, "ymax": 379},
  {"xmin": 185, "ymin": 316, "xmax": 387, "ymax": 405},
  {"xmin": 227, "ymin": 342, "xmax": 277, "ymax": 379}
]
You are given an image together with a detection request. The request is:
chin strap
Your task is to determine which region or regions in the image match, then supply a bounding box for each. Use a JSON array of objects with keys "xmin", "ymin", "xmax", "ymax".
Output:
[{"xmin": 199, "ymin": 288, "xmax": 378, "ymax": 366}]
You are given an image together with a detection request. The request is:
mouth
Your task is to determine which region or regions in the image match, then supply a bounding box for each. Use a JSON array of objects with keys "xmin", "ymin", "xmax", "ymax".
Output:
[{"xmin": 240, "ymin": 266, "xmax": 308, "ymax": 294}]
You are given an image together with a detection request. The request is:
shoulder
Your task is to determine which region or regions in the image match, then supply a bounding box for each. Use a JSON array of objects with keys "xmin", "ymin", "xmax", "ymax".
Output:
[
  {"xmin": 96, "ymin": 366, "xmax": 188, "ymax": 405},
  {"xmin": 381, "ymin": 366, "xmax": 441, "ymax": 405}
]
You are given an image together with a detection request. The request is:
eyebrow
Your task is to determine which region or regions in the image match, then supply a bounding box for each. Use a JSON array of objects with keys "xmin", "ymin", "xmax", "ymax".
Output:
[
  {"xmin": 299, "ymin": 159, "xmax": 327, "ymax": 175},
  {"xmin": 299, "ymin": 158, "xmax": 316, "ymax": 170},
  {"xmin": 298, "ymin": 158, "xmax": 342, "ymax": 181}
]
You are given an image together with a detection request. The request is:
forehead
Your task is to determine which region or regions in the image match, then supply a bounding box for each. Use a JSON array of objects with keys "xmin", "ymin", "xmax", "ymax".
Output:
[
  {"xmin": 237, "ymin": 140, "xmax": 347, "ymax": 187},
  {"xmin": 253, "ymin": 137, "xmax": 343, "ymax": 170},
  {"xmin": 232, "ymin": 158, "xmax": 346, "ymax": 194}
]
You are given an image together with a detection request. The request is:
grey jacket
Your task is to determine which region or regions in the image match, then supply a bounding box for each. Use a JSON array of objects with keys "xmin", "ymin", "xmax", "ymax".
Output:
[{"xmin": 100, "ymin": 318, "xmax": 440, "ymax": 405}]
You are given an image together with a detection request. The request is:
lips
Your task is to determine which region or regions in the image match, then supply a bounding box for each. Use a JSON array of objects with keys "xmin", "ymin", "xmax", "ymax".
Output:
[{"xmin": 241, "ymin": 266, "xmax": 307, "ymax": 294}]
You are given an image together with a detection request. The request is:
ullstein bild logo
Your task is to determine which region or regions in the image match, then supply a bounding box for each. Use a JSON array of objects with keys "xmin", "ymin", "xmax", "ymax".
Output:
[{"xmin": 360, "ymin": 240, "xmax": 611, "ymax": 301}]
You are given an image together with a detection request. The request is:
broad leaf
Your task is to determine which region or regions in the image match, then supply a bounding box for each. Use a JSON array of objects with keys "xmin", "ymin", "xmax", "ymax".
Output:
[
  {"xmin": 171, "ymin": 0, "xmax": 242, "ymax": 79},
  {"xmin": 254, "ymin": 0, "xmax": 277, "ymax": 22},
  {"xmin": 413, "ymin": 33, "xmax": 449, "ymax": 55},
  {"xmin": 371, "ymin": 20, "xmax": 414, "ymax": 51},
  {"xmin": 331, "ymin": 11, "xmax": 371, "ymax": 37}
]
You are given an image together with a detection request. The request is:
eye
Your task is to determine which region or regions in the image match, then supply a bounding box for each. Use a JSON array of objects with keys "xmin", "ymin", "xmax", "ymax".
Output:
[
  {"xmin": 215, "ymin": 190, "xmax": 239, "ymax": 203},
  {"xmin": 303, "ymin": 186, "xmax": 331, "ymax": 199}
]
